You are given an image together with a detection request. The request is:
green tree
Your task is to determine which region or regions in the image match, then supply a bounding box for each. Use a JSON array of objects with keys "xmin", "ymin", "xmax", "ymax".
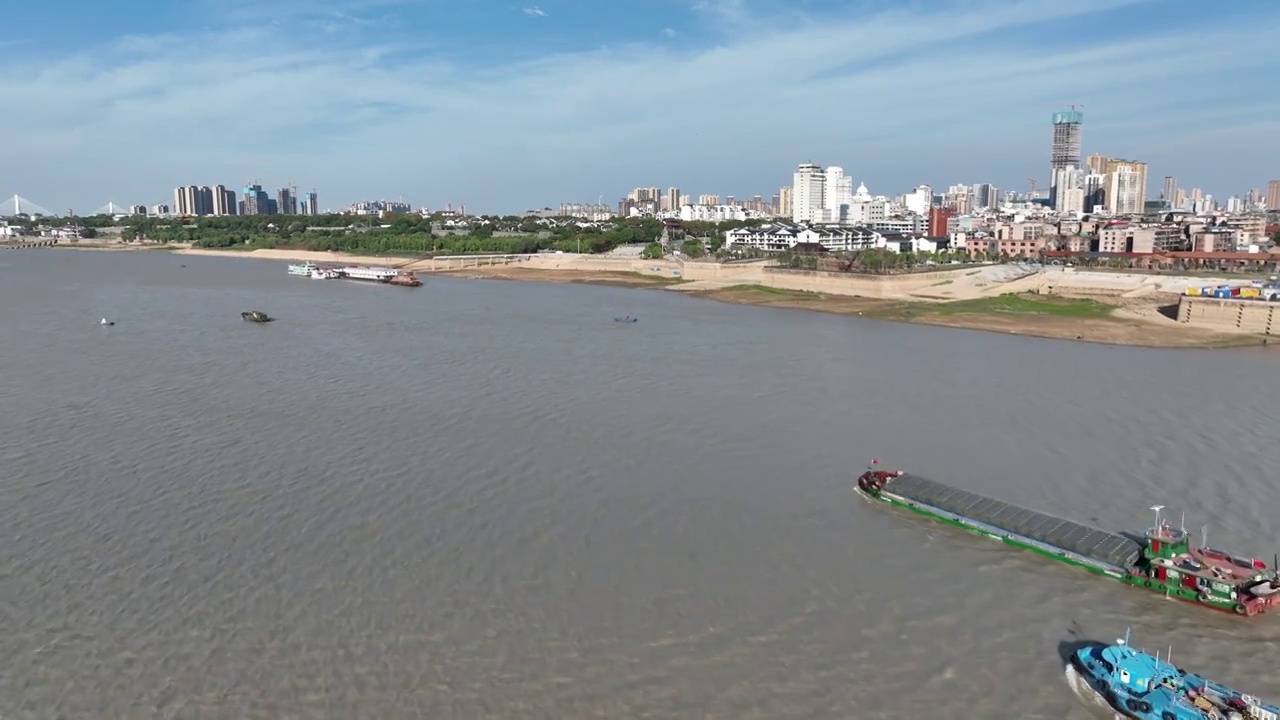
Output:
[{"xmin": 641, "ymin": 243, "xmax": 664, "ymax": 259}]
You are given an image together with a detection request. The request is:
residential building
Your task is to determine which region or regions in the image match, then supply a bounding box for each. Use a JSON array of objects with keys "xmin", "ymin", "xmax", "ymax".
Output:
[
  {"xmin": 1096, "ymin": 224, "xmax": 1183, "ymax": 253},
  {"xmin": 724, "ymin": 223, "xmax": 882, "ymax": 253},
  {"xmin": 302, "ymin": 191, "xmax": 319, "ymax": 215},
  {"xmin": 278, "ymin": 187, "xmax": 298, "ymax": 215},
  {"xmin": 823, "ymin": 166, "xmax": 854, "ymax": 220},
  {"xmin": 679, "ymin": 204, "xmax": 747, "ymax": 223},
  {"xmin": 239, "ymin": 184, "xmax": 270, "ymax": 215},
  {"xmin": 792, "ymin": 163, "xmax": 825, "ymax": 223},
  {"xmin": 1267, "ymin": 181, "xmax": 1280, "ymax": 211},
  {"xmin": 211, "ymin": 185, "xmax": 236, "ymax": 216},
  {"xmin": 903, "ymin": 185, "xmax": 932, "ymax": 216},
  {"xmin": 928, "ymin": 207, "xmax": 956, "ymax": 237}
]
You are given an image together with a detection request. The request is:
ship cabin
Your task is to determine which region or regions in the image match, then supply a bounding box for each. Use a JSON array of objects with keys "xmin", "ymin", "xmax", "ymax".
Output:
[{"xmin": 1142, "ymin": 521, "xmax": 1271, "ymax": 600}]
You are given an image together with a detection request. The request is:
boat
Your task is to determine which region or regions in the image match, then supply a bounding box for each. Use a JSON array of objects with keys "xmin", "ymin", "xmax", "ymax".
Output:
[
  {"xmin": 614, "ymin": 316, "xmax": 638, "ymax": 323},
  {"xmin": 310, "ymin": 266, "xmax": 341, "ymax": 279},
  {"xmin": 856, "ymin": 462, "xmax": 1280, "ymax": 616},
  {"xmin": 1067, "ymin": 629, "xmax": 1280, "ymax": 719},
  {"xmin": 287, "ymin": 262, "xmax": 318, "ymax": 276},
  {"xmin": 241, "ymin": 311, "xmax": 272, "ymax": 323},
  {"xmin": 388, "ymin": 271, "xmax": 421, "ymax": 287}
]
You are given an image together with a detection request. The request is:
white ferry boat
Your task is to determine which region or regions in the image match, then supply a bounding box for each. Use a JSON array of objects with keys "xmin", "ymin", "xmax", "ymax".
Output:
[
  {"xmin": 339, "ymin": 266, "xmax": 400, "ymax": 282},
  {"xmin": 287, "ymin": 262, "xmax": 318, "ymax": 276},
  {"xmin": 310, "ymin": 267, "xmax": 341, "ymax": 279}
]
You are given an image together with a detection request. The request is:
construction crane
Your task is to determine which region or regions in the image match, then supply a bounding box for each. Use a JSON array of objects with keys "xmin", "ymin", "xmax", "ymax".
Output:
[{"xmin": 1027, "ymin": 178, "xmax": 1037, "ymax": 196}]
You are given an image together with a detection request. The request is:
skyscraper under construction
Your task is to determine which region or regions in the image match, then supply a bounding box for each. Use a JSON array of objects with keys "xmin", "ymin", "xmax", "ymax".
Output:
[{"xmin": 1050, "ymin": 109, "xmax": 1083, "ymax": 174}]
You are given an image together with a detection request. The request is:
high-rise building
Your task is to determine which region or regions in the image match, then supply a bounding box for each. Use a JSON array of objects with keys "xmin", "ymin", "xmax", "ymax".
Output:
[
  {"xmin": 1051, "ymin": 166, "xmax": 1085, "ymax": 212},
  {"xmin": 792, "ymin": 163, "xmax": 825, "ymax": 223},
  {"xmin": 1051, "ymin": 109, "xmax": 1083, "ymax": 177},
  {"xmin": 241, "ymin": 183, "xmax": 270, "ymax": 215},
  {"xmin": 1102, "ymin": 159, "xmax": 1147, "ymax": 215},
  {"xmin": 302, "ymin": 191, "xmax": 319, "ymax": 215},
  {"xmin": 277, "ymin": 187, "xmax": 298, "ymax": 215},
  {"xmin": 172, "ymin": 185, "xmax": 215, "ymax": 216},
  {"xmin": 777, "ymin": 186, "xmax": 793, "ymax": 218},
  {"xmin": 1161, "ymin": 176, "xmax": 1177, "ymax": 211},
  {"xmin": 823, "ymin": 166, "xmax": 853, "ymax": 220},
  {"xmin": 665, "ymin": 187, "xmax": 680, "ymax": 212},
  {"xmin": 212, "ymin": 185, "xmax": 237, "ymax": 215},
  {"xmin": 1267, "ymin": 180, "xmax": 1280, "ymax": 210}
]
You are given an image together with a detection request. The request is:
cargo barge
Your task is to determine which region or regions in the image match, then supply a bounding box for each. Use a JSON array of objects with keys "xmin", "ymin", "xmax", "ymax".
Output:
[{"xmin": 857, "ymin": 463, "xmax": 1280, "ymax": 616}]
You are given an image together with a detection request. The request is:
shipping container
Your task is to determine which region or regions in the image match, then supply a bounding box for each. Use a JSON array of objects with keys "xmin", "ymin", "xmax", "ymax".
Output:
[
  {"xmin": 1231, "ymin": 287, "xmax": 1242, "ymax": 296},
  {"xmin": 1240, "ymin": 287, "xmax": 1261, "ymax": 298},
  {"xmin": 1186, "ymin": 287, "xmax": 1201, "ymax": 296}
]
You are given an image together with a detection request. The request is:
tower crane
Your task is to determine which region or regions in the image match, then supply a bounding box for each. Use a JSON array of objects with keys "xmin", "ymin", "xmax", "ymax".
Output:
[{"xmin": 1027, "ymin": 178, "xmax": 1037, "ymax": 196}]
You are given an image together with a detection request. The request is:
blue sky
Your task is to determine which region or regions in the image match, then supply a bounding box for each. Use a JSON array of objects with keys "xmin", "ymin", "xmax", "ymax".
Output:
[{"xmin": 1, "ymin": 0, "xmax": 1278, "ymax": 215}]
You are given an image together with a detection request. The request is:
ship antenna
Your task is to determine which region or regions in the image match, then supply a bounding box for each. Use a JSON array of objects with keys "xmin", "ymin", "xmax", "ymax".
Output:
[
  {"xmin": 1201, "ymin": 525, "xmax": 1208, "ymax": 550},
  {"xmin": 1119, "ymin": 627, "xmax": 1130, "ymax": 646},
  {"xmin": 1180, "ymin": 511, "xmax": 1185, "ymax": 532},
  {"xmin": 1150, "ymin": 505, "xmax": 1165, "ymax": 531}
]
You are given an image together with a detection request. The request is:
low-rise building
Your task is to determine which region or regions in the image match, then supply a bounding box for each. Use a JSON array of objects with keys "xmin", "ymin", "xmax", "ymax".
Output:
[{"xmin": 724, "ymin": 223, "xmax": 882, "ymax": 252}]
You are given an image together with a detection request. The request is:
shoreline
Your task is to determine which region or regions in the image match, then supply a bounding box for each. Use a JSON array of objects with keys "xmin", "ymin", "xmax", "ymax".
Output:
[{"xmin": 39, "ymin": 243, "xmax": 1274, "ymax": 349}]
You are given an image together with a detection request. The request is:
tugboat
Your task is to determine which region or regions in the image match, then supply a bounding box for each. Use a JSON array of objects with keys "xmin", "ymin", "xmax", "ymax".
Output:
[
  {"xmin": 857, "ymin": 461, "xmax": 1280, "ymax": 616},
  {"xmin": 1067, "ymin": 628, "xmax": 1280, "ymax": 719}
]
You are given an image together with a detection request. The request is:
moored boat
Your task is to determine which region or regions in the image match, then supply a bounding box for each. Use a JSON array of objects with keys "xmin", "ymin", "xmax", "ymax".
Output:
[
  {"xmin": 856, "ymin": 462, "xmax": 1280, "ymax": 616},
  {"xmin": 338, "ymin": 265, "xmax": 398, "ymax": 283},
  {"xmin": 1067, "ymin": 629, "xmax": 1280, "ymax": 719},
  {"xmin": 310, "ymin": 266, "xmax": 341, "ymax": 279},
  {"xmin": 287, "ymin": 262, "xmax": 318, "ymax": 276}
]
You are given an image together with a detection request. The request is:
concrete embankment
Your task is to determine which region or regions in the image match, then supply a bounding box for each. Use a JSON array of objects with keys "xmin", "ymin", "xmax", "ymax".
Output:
[{"xmin": 1178, "ymin": 296, "xmax": 1280, "ymax": 336}]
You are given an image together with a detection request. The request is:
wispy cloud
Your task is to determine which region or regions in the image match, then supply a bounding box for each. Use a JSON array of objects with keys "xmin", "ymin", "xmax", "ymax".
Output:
[
  {"xmin": 522, "ymin": 6, "xmax": 546, "ymax": 17},
  {"xmin": 661, "ymin": 28, "xmax": 678, "ymax": 38},
  {"xmin": 1, "ymin": 0, "xmax": 1277, "ymax": 213}
]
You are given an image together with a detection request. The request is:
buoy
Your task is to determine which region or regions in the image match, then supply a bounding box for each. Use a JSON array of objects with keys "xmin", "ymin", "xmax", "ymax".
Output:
[{"xmin": 100, "ymin": 318, "xmax": 114, "ymax": 326}]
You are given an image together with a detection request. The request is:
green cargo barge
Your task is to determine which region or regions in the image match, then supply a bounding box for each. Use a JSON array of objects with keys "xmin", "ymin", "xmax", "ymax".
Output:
[{"xmin": 856, "ymin": 465, "xmax": 1280, "ymax": 616}]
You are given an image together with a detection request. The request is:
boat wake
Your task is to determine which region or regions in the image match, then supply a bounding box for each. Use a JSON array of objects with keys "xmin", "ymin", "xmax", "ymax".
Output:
[{"xmin": 1063, "ymin": 663, "xmax": 1124, "ymax": 720}]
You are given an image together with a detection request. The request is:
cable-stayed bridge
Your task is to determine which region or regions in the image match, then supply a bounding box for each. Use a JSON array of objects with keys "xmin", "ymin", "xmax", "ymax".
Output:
[
  {"xmin": 92, "ymin": 202, "xmax": 133, "ymax": 216},
  {"xmin": 0, "ymin": 194, "xmax": 54, "ymax": 217}
]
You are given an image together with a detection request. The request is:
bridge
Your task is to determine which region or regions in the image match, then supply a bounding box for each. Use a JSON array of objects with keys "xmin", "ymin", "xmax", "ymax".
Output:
[
  {"xmin": 0, "ymin": 194, "xmax": 54, "ymax": 218},
  {"xmin": 92, "ymin": 202, "xmax": 133, "ymax": 216}
]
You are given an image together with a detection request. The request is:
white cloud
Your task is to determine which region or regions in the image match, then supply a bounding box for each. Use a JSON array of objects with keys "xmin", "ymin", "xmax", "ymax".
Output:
[
  {"xmin": 1, "ymin": 0, "xmax": 1277, "ymax": 214},
  {"xmin": 661, "ymin": 28, "xmax": 678, "ymax": 38},
  {"xmin": 522, "ymin": 6, "xmax": 546, "ymax": 17}
]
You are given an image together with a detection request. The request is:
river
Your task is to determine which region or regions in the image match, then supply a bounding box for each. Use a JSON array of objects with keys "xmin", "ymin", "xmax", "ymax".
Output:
[{"xmin": 2, "ymin": 248, "xmax": 1279, "ymax": 718}]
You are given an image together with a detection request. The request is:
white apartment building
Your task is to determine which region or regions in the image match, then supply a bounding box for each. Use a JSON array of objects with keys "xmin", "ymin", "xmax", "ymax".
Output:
[
  {"xmin": 903, "ymin": 185, "xmax": 931, "ymax": 216},
  {"xmin": 824, "ymin": 166, "xmax": 854, "ymax": 219},
  {"xmin": 679, "ymin": 204, "xmax": 748, "ymax": 222},
  {"xmin": 792, "ymin": 163, "xmax": 825, "ymax": 223},
  {"xmin": 724, "ymin": 223, "xmax": 883, "ymax": 252}
]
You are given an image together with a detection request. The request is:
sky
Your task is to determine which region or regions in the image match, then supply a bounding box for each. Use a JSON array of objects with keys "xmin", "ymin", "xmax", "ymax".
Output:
[{"xmin": 1, "ymin": 0, "xmax": 1278, "ymax": 216}]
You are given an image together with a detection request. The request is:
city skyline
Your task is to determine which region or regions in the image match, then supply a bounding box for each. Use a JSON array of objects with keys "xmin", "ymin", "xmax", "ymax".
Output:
[{"xmin": 1, "ymin": 0, "xmax": 1278, "ymax": 214}]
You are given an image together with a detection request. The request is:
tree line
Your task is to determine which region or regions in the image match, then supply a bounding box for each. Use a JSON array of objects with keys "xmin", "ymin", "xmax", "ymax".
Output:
[{"xmin": 104, "ymin": 214, "xmax": 671, "ymax": 256}]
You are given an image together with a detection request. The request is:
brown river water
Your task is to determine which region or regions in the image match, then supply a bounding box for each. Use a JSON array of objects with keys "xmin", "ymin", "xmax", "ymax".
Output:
[{"xmin": 2, "ymin": 249, "xmax": 1280, "ymax": 718}]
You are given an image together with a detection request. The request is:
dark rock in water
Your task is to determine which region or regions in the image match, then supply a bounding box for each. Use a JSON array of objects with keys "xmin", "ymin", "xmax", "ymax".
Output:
[
  {"xmin": 241, "ymin": 311, "xmax": 272, "ymax": 323},
  {"xmin": 613, "ymin": 317, "xmax": 638, "ymax": 323}
]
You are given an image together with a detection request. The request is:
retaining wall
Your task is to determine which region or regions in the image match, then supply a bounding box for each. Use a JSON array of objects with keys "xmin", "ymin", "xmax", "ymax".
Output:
[{"xmin": 1177, "ymin": 296, "xmax": 1279, "ymax": 335}]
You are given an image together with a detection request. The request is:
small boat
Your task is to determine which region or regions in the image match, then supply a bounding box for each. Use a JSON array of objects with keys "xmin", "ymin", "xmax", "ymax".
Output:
[
  {"xmin": 100, "ymin": 318, "xmax": 114, "ymax": 326},
  {"xmin": 614, "ymin": 316, "xmax": 638, "ymax": 323},
  {"xmin": 241, "ymin": 311, "xmax": 272, "ymax": 323},
  {"xmin": 1067, "ymin": 629, "xmax": 1280, "ymax": 719},
  {"xmin": 287, "ymin": 262, "xmax": 318, "ymax": 276}
]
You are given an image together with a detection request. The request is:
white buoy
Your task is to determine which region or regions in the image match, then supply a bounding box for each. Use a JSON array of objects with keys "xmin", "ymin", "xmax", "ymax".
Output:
[{"xmin": 100, "ymin": 318, "xmax": 107, "ymax": 325}]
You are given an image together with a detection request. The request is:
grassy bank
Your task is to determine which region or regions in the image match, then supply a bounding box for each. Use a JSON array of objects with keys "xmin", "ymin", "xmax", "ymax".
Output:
[{"xmin": 883, "ymin": 293, "xmax": 1117, "ymax": 319}]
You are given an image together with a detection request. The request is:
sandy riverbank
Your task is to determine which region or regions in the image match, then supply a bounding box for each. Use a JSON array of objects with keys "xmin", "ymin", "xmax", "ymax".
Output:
[{"xmin": 75, "ymin": 245, "xmax": 1271, "ymax": 348}]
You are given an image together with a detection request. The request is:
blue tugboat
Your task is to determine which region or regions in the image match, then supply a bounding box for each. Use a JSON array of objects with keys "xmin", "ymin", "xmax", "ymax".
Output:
[{"xmin": 1068, "ymin": 629, "xmax": 1280, "ymax": 719}]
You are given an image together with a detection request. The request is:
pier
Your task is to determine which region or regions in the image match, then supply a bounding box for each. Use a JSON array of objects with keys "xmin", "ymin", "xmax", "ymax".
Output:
[{"xmin": 424, "ymin": 254, "xmax": 535, "ymax": 271}]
